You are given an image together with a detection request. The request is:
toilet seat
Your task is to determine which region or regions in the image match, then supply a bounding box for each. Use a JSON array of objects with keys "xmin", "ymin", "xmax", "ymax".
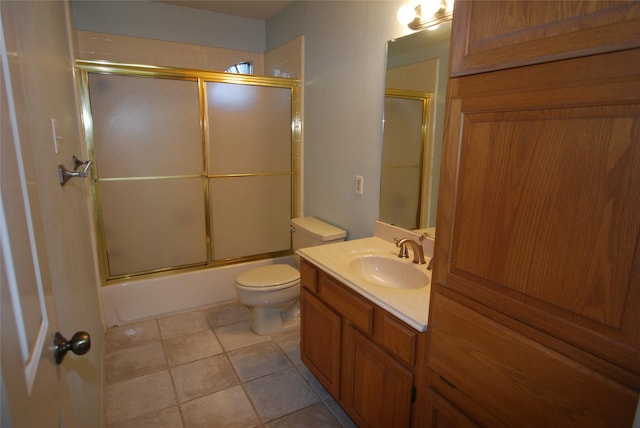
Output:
[{"xmin": 235, "ymin": 265, "xmax": 300, "ymax": 291}]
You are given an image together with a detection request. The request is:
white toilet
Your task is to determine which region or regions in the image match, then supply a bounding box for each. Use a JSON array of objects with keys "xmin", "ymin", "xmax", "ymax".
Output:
[{"xmin": 235, "ymin": 217, "xmax": 346, "ymax": 335}]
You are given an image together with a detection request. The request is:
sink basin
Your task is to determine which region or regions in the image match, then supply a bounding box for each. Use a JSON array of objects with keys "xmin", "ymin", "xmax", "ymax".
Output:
[{"xmin": 348, "ymin": 256, "xmax": 428, "ymax": 289}]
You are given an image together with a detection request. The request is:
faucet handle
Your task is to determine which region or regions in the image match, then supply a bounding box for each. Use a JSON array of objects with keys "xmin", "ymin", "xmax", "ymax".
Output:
[
  {"xmin": 419, "ymin": 232, "xmax": 434, "ymax": 242},
  {"xmin": 394, "ymin": 238, "xmax": 409, "ymax": 259}
]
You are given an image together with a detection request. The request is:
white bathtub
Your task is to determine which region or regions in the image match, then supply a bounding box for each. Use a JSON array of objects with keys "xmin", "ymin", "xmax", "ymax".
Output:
[{"xmin": 101, "ymin": 256, "xmax": 295, "ymax": 327}]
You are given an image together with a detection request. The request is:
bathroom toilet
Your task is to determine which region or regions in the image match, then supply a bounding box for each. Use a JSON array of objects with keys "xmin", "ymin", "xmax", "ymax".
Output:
[{"xmin": 235, "ymin": 217, "xmax": 346, "ymax": 335}]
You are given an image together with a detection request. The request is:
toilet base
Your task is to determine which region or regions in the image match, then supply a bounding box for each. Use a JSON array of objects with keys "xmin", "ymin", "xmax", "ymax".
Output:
[{"xmin": 250, "ymin": 299, "xmax": 300, "ymax": 335}]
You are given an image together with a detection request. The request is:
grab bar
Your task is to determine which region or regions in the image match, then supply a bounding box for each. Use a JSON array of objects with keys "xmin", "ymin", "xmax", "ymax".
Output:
[{"xmin": 58, "ymin": 156, "xmax": 93, "ymax": 186}]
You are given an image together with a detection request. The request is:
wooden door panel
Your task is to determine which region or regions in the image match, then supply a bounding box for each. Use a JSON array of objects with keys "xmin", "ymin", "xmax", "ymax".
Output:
[
  {"xmin": 300, "ymin": 289, "xmax": 341, "ymax": 399},
  {"xmin": 450, "ymin": 0, "xmax": 640, "ymax": 76},
  {"xmin": 454, "ymin": 107, "xmax": 639, "ymax": 327},
  {"xmin": 436, "ymin": 48, "xmax": 640, "ymax": 376},
  {"xmin": 342, "ymin": 324, "xmax": 413, "ymax": 428}
]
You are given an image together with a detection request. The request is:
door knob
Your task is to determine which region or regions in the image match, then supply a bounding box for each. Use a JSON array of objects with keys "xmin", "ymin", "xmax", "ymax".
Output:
[{"xmin": 54, "ymin": 331, "xmax": 91, "ymax": 364}]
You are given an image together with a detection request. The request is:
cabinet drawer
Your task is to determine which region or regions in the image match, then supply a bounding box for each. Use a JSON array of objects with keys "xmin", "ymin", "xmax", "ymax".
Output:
[
  {"xmin": 373, "ymin": 308, "xmax": 417, "ymax": 368},
  {"xmin": 299, "ymin": 258, "xmax": 318, "ymax": 293},
  {"xmin": 429, "ymin": 291, "xmax": 639, "ymax": 428},
  {"xmin": 318, "ymin": 272, "xmax": 374, "ymax": 335}
]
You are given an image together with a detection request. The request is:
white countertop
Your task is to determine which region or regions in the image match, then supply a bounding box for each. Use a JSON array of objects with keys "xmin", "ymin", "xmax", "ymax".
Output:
[{"xmin": 297, "ymin": 236, "xmax": 431, "ymax": 332}]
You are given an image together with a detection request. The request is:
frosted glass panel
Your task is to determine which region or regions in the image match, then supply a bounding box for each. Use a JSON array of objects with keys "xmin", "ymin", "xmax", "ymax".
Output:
[
  {"xmin": 89, "ymin": 74, "xmax": 201, "ymax": 178},
  {"xmin": 210, "ymin": 176, "xmax": 291, "ymax": 260},
  {"xmin": 207, "ymin": 82, "xmax": 291, "ymax": 174},
  {"xmin": 382, "ymin": 97, "xmax": 424, "ymax": 166},
  {"xmin": 100, "ymin": 178, "xmax": 207, "ymax": 276},
  {"xmin": 380, "ymin": 97, "xmax": 424, "ymax": 229}
]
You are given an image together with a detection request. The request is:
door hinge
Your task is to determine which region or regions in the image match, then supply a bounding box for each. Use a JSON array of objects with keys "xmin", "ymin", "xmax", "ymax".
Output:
[{"xmin": 411, "ymin": 385, "xmax": 417, "ymax": 403}]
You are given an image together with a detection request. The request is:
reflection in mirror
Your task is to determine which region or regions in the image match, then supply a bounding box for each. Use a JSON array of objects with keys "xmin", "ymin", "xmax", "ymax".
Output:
[{"xmin": 380, "ymin": 20, "xmax": 451, "ymax": 231}]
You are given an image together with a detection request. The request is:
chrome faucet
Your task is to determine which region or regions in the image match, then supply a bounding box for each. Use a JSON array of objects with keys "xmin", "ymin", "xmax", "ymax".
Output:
[{"xmin": 395, "ymin": 238, "xmax": 426, "ymax": 264}]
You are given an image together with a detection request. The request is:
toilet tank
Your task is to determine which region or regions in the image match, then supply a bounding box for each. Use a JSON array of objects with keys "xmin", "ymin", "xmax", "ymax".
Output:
[{"xmin": 291, "ymin": 217, "xmax": 346, "ymax": 251}]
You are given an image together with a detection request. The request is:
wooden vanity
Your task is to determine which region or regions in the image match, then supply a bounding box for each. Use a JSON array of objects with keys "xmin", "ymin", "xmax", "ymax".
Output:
[{"xmin": 299, "ymin": 258, "xmax": 429, "ymax": 427}]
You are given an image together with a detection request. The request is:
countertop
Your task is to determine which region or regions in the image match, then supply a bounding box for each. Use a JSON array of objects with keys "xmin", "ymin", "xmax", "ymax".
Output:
[{"xmin": 297, "ymin": 236, "xmax": 431, "ymax": 332}]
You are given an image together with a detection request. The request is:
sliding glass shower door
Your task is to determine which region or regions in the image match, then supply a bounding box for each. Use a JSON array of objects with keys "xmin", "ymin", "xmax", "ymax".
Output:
[
  {"xmin": 89, "ymin": 73, "xmax": 207, "ymax": 277},
  {"xmin": 80, "ymin": 63, "xmax": 298, "ymax": 280},
  {"xmin": 206, "ymin": 82, "xmax": 292, "ymax": 261}
]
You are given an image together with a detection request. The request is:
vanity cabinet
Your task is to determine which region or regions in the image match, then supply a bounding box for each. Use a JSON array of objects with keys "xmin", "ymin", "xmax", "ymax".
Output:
[
  {"xmin": 300, "ymin": 258, "xmax": 428, "ymax": 427},
  {"xmin": 428, "ymin": 1, "xmax": 640, "ymax": 426}
]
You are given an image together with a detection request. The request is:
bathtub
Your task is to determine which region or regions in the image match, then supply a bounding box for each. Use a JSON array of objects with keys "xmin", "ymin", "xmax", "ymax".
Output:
[{"xmin": 101, "ymin": 256, "xmax": 295, "ymax": 327}]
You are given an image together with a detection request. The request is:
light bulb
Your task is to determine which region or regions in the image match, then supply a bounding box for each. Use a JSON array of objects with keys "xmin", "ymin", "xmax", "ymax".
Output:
[
  {"xmin": 397, "ymin": 3, "xmax": 417, "ymax": 25},
  {"xmin": 420, "ymin": 0, "xmax": 442, "ymax": 17},
  {"xmin": 445, "ymin": 0, "xmax": 454, "ymax": 12}
]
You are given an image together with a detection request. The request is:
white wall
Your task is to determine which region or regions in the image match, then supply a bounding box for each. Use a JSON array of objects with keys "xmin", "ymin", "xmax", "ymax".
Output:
[
  {"xmin": 71, "ymin": 0, "xmax": 266, "ymax": 52},
  {"xmin": 71, "ymin": 0, "xmax": 416, "ymax": 240},
  {"xmin": 267, "ymin": 1, "xmax": 412, "ymax": 239}
]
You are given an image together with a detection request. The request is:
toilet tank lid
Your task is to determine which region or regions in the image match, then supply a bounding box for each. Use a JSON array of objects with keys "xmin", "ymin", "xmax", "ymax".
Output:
[{"xmin": 291, "ymin": 216, "xmax": 346, "ymax": 241}]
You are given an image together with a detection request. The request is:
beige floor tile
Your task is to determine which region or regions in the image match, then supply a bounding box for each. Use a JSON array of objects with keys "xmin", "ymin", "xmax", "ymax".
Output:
[
  {"xmin": 181, "ymin": 385, "xmax": 261, "ymax": 428},
  {"xmin": 105, "ymin": 341, "xmax": 167, "ymax": 384},
  {"xmin": 103, "ymin": 305, "xmax": 358, "ymax": 427},
  {"xmin": 227, "ymin": 340, "xmax": 292, "ymax": 382},
  {"xmin": 266, "ymin": 402, "xmax": 341, "ymax": 427},
  {"xmin": 272, "ymin": 326, "xmax": 301, "ymax": 365},
  {"xmin": 171, "ymin": 354, "xmax": 239, "ymax": 403},
  {"xmin": 163, "ymin": 329, "xmax": 223, "ymax": 367},
  {"xmin": 244, "ymin": 367, "xmax": 319, "ymax": 422},
  {"xmin": 205, "ymin": 302, "xmax": 251, "ymax": 328},
  {"xmin": 214, "ymin": 321, "xmax": 271, "ymax": 352},
  {"xmin": 104, "ymin": 371, "xmax": 176, "ymax": 426},
  {"xmin": 106, "ymin": 319, "xmax": 160, "ymax": 352},
  {"xmin": 325, "ymin": 399, "xmax": 358, "ymax": 428},
  {"xmin": 296, "ymin": 364, "xmax": 332, "ymax": 401},
  {"xmin": 159, "ymin": 310, "xmax": 211, "ymax": 339},
  {"xmin": 106, "ymin": 406, "xmax": 183, "ymax": 428}
]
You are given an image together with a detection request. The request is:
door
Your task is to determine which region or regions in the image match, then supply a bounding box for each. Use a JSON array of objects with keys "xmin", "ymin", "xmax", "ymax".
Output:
[
  {"xmin": 1, "ymin": 18, "xmax": 74, "ymax": 428},
  {"xmin": 341, "ymin": 324, "xmax": 413, "ymax": 428},
  {"xmin": 1, "ymin": 1, "xmax": 103, "ymax": 427},
  {"xmin": 300, "ymin": 289, "xmax": 342, "ymax": 399}
]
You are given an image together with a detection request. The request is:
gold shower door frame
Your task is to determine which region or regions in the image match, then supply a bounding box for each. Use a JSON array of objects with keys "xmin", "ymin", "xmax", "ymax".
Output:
[{"xmin": 76, "ymin": 61, "xmax": 300, "ymax": 282}]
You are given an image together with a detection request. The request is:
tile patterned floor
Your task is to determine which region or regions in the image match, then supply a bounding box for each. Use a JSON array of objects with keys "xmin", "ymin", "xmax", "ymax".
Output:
[{"xmin": 104, "ymin": 302, "xmax": 357, "ymax": 428}]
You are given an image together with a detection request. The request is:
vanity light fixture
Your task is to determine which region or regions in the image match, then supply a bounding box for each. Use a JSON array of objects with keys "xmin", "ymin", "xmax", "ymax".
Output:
[{"xmin": 397, "ymin": 0, "xmax": 454, "ymax": 31}]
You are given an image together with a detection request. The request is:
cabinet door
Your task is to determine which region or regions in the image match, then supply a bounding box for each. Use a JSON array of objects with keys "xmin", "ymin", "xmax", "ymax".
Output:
[
  {"xmin": 450, "ymin": 0, "xmax": 640, "ymax": 76},
  {"xmin": 424, "ymin": 388, "xmax": 479, "ymax": 428},
  {"xmin": 300, "ymin": 289, "xmax": 341, "ymax": 398},
  {"xmin": 341, "ymin": 323, "xmax": 413, "ymax": 428},
  {"xmin": 435, "ymin": 48, "xmax": 640, "ymax": 379}
]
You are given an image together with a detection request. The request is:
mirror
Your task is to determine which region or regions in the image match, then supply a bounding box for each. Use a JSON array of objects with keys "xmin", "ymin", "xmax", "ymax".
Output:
[{"xmin": 379, "ymin": 21, "xmax": 452, "ymax": 232}]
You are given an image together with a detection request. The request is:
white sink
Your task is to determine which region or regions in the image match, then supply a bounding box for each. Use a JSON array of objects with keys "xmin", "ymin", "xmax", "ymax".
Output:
[
  {"xmin": 297, "ymin": 236, "xmax": 432, "ymax": 331},
  {"xmin": 348, "ymin": 255, "xmax": 428, "ymax": 289}
]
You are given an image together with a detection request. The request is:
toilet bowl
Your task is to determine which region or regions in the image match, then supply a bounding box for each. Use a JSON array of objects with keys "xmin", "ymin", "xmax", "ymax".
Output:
[
  {"xmin": 235, "ymin": 217, "xmax": 346, "ymax": 335},
  {"xmin": 235, "ymin": 264, "xmax": 300, "ymax": 335}
]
